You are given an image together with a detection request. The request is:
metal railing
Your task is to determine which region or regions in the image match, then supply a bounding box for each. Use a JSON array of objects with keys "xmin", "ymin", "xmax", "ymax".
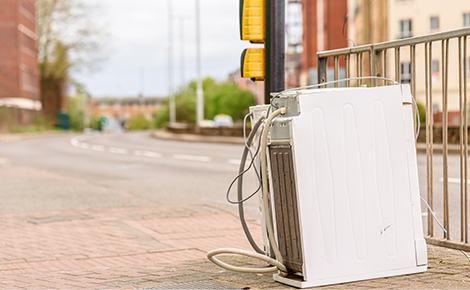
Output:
[{"xmin": 317, "ymin": 27, "xmax": 470, "ymax": 251}]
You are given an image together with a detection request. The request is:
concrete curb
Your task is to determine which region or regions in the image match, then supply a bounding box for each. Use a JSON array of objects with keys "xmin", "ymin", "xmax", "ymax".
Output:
[
  {"xmin": 152, "ymin": 130, "xmax": 246, "ymax": 145},
  {"xmin": 0, "ymin": 131, "xmax": 74, "ymax": 143}
]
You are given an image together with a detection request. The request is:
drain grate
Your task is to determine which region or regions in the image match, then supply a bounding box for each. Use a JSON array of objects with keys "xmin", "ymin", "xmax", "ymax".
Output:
[
  {"xmin": 26, "ymin": 215, "xmax": 91, "ymax": 224},
  {"xmin": 145, "ymin": 280, "xmax": 241, "ymax": 290}
]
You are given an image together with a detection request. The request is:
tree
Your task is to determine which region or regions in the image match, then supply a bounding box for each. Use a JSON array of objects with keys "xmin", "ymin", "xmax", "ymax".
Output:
[
  {"xmin": 204, "ymin": 81, "xmax": 254, "ymax": 120},
  {"xmin": 154, "ymin": 77, "xmax": 255, "ymax": 128},
  {"xmin": 37, "ymin": 0, "xmax": 107, "ymax": 118}
]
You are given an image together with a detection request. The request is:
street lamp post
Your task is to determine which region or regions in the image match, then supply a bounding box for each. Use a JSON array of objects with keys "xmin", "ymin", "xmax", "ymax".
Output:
[
  {"xmin": 195, "ymin": 0, "xmax": 203, "ymax": 126},
  {"xmin": 168, "ymin": 0, "xmax": 176, "ymax": 123}
]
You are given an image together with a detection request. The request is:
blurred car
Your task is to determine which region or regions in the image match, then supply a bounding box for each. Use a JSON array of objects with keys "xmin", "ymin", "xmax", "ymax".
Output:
[
  {"xmin": 199, "ymin": 119, "xmax": 217, "ymax": 128},
  {"xmin": 213, "ymin": 114, "xmax": 233, "ymax": 127}
]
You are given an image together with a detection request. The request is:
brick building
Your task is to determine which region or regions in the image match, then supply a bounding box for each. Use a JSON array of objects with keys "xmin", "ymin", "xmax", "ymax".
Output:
[
  {"xmin": 228, "ymin": 69, "xmax": 264, "ymax": 105},
  {"xmin": 300, "ymin": 0, "xmax": 348, "ymax": 86},
  {"xmin": 88, "ymin": 96, "xmax": 165, "ymax": 123},
  {"xmin": 0, "ymin": 0, "xmax": 41, "ymax": 131}
]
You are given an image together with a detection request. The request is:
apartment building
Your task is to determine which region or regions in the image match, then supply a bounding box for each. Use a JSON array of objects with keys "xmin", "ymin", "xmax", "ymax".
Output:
[
  {"xmin": 0, "ymin": 0, "xmax": 41, "ymax": 130},
  {"xmin": 388, "ymin": 0, "xmax": 470, "ymax": 121},
  {"xmin": 88, "ymin": 96, "xmax": 165, "ymax": 122},
  {"xmin": 347, "ymin": 0, "xmax": 470, "ymax": 122},
  {"xmin": 301, "ymin": 0, "xmax": 349, "ymax": 86}
]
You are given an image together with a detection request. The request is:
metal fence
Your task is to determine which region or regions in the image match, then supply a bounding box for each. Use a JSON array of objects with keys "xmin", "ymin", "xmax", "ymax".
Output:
[{"xmin": 317, "ymin": 27, "xmax": 470, "ymax": 251}]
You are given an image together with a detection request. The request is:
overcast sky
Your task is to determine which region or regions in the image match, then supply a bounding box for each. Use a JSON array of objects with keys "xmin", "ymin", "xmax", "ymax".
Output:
[{"xmin": 77, "ymin": 0, "xmax": 251, "ymax": 98}]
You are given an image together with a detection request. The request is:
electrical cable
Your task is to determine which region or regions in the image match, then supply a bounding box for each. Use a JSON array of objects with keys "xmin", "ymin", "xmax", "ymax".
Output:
[
  {"xmin": 411, "ymin": 95, "xmax": 421, "ymax": 141},
  {"xmin": 242, "ymin": 112, "xmax": 263, "ymax": 199},
  {"xmin": 207, "ymin": 108, "xmax": 288, "ymax": 274},
  {"xmin": 420, "ymin": 196, "xmax": 470, "ymax": 262},
  {"xmin": 237, "ymin": 114, "xmax": 266, "ymax": 254},
  {"xmin": 342, "ymin": 13, "xmax": 356, "ymax": 47},
  {"xmin": 260, "ymin": 108, "xmax": 287, "ymax": 265},
  {"xmin": 225, "ymin": 125, "xmax": 263, "ymax": 205},
  {"xmin": 278, "ymin": 76, "xmax": 400, "ymax": 93}
]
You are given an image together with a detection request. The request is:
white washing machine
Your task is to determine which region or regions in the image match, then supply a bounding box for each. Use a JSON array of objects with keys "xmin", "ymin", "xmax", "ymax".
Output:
[{"xmin": 261, "ymin": 84, "xmax": 427, "ymax": 288}]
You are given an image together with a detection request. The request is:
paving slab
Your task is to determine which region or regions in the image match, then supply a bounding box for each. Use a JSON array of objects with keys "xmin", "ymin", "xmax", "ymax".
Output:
[{"xmin": 0, "ymin": 202, "xmax": 469, "ymax": 289}]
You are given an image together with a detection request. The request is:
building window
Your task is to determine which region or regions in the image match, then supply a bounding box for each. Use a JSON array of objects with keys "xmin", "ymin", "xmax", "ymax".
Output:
[
  {"xmin": 399, "ymin": 20, "xmax": 412, "ymax": 39},
  {"xmin": 464, "ymin": 13, "xmax": 470, "ymax": 27},
  {"xmin": 20, "ymin": 67, "xmax": 38, "ymax": 94},
  {"xmin": 401, "ymin": 62, "xmax": 411, "ymax": 84},
  {"xmin": 430, "ymin": 16, "xmax": 439, "ymax": 32}
]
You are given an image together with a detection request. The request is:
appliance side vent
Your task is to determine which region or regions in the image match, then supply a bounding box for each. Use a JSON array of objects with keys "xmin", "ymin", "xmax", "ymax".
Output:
[{"xmin": 270, "ymin": 145, "xmax": 303, "ymax": 273}]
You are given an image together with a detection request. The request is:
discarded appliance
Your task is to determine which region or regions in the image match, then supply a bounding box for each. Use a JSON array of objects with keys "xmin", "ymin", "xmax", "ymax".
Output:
[{"xmin": 208, "ymin": 83, "xmax": 427, "ymax": 288}]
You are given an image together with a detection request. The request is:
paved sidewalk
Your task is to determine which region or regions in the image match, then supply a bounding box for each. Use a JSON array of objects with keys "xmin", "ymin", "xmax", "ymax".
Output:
[{"xmin": 1, "ymin": 203, "xmax": 470, "ymax": 289}]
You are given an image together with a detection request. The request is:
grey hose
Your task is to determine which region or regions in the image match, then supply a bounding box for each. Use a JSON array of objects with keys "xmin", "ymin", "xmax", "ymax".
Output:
[{"xmin": 238, "ymin": 116, "xmax": 266, "ymax": 254}]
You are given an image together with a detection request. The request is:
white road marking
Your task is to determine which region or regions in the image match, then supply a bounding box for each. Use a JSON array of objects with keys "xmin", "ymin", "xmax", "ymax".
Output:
[
  {"xmin": 172, "ymin": 154, "xmax": 211, "ymax": 162},
  {"xmin": 108, "ymin": 147, "xmax": 128, "ymax": 154},
  {"xmin": 133, "ymin": 150, "xmax": 161, "ymax": 158},
  {"xmin": 228, "ymin": 159, "xmax": 241, "ymax": 165},
  {"xmin": 79, "ymin": 143, "xmax": 90, "ymax": 149},
  {"xmin": 70, "ymin": 137, "xmax": 81, "ymax": 147},
  {"xmin": 143, "ymin": 151, "xmax": 162, "ymax": 158},
  {"xmin": 69, "ymin": 137, "xmax": 232, "ymax": 163},
  {"xmin": 91, "ymin": 145, "xmax": 105, "ymax": 152}
]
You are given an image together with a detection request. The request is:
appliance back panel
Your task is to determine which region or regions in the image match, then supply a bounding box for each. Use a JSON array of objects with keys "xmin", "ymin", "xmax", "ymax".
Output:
[{"xmin": 270, "ymin": 145, "xmax": 303, "ymax": 273}]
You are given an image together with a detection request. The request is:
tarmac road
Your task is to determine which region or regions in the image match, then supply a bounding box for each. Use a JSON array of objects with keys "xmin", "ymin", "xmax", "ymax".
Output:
[{"xmin": 0, "ymin": 131, "xmax": 260, "ymax": 216}]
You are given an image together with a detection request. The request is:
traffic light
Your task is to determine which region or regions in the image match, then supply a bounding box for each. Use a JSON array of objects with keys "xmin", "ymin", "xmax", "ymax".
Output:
[
  {"xmin": 239, "ymin": 0, "xmax": 265, "ymax": 81},
  {"xmin": 240, "ymin": 0, "xmax": 265, "ymax": 43},
  {"xmin": 241, "ymin": 48, "xmax": 265, "ymax": 81}
]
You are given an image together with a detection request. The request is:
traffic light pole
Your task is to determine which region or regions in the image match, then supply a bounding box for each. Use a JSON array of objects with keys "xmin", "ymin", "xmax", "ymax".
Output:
[{"xmin": 264, "ymin": 0, "xmax": 285, "ymax": 104}]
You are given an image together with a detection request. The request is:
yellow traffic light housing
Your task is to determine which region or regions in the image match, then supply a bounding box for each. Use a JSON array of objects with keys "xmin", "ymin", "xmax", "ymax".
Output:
[
  {"xmin": 241, "ymin": 48, "xmax": 265, "ymax": 81},
  {"xmin": 240, "ymin": 0, "xmax": 265, "ymax": 43}
]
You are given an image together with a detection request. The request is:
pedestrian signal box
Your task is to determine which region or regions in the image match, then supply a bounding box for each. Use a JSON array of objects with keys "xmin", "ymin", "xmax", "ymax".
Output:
[
  {"xmin": 241, "ymin": 48, "xmax": 265, "ymax": 81},
  {"xmin": 239, "ymin": 0, "xmax": 265, "ymax": 43}
]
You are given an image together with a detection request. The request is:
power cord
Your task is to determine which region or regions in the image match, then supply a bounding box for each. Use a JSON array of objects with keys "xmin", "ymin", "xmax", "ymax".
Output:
[
  {"xmin": 208, "ymin": 108, "xmax": 288, "ymax": 274},
  {"xmin": 226, "ymin": 112, "xmax": 267, "ymax": 205},
  {"xmin": 229, "ymin": 113, "xmax": 266, "ymax": 254},
  {"xmin": 420, "ymin": 196, "xmax": 470, "ymax": 262}
]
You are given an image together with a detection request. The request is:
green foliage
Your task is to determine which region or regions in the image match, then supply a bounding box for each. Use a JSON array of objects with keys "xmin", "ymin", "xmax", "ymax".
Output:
[
  {"xmin": 9, "ymin": 114, "xmax": 56, "ymax": 133},
  {"xmin": 128, "ymin": 114, "xmax": 153, "ymax": 130},
  {"xmin": 154, "ymin": 100, "xmax": 170, "ymax": 129},
  {"xmin": 204, "ymin": 81, "xmax": 254, "ymax": 120},
  {"xmin": 154, "ymin": 77, "xmax": 255, "ymax": 128},
  {"xmin": 89, "ymin": 115, "xmax": 102, "ymax": 131},
  {"xmin": 66, "ymin": 92, "xmax": 86, "ymax": 131},
  {"xmin": 416, "ymin": 101, "xmax": 426, "ymax": 124}
]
